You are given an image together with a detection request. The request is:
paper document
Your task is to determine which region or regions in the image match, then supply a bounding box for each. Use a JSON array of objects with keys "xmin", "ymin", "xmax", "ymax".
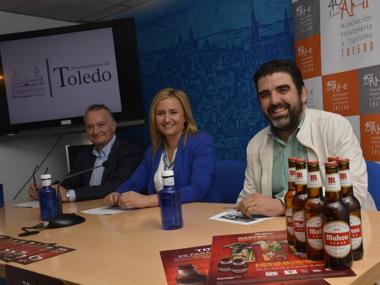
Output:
[
  {"xmin": 13, "ymin": 201, "xmax": 40, "ymax": 208},
  {"xmin": 81, "ymin": 206, "xmax": 124, "ymax": 215},
  {"xmin": 209, "ymin": 210, "xmax": 273, "ymax": 225}
]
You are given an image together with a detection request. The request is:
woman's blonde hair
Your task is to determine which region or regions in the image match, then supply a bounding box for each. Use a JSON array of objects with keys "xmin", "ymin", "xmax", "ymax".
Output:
[{"xmin": 149, "ymin": 88, "xmax": 198, "ymax": 153}]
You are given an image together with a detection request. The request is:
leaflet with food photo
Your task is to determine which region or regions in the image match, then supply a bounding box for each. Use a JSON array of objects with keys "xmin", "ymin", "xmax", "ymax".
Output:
[{"xmin": 208, "ymin": 230, "xmax": 355, "ymax": 285}]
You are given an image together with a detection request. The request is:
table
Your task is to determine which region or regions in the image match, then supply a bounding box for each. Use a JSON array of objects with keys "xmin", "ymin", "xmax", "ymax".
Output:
[{"xmin": 1, "ymin": 200, "xmax": 380, "ymax": 285}]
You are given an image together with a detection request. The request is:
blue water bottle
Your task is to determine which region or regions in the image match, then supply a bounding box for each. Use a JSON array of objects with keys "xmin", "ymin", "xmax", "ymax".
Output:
[
  {"xmin": 39, "ymin": 174, "xmax": 59, "ymax": 221},
  {"xmin": 159, "ymin": 170, "xmax": 183, "ymax": 230}
]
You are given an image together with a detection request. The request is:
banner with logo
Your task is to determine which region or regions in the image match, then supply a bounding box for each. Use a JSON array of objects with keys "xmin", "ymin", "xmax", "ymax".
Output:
[{"xmin": 293, "ymin": 0, "xmax": 380, "ymax": 161}]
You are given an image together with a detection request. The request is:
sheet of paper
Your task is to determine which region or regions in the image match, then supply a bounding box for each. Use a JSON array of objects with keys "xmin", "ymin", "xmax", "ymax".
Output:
[
  {"xmin": 209, "ymin": 210, "xmax": 273, "ymax": 225},
  {"xmin": 13, "ymin": 201, "xmax": 40, "ymax": 208},
  {"xmin": 81, "ymin": 206, "xmax": 124, "ymax": 215}
]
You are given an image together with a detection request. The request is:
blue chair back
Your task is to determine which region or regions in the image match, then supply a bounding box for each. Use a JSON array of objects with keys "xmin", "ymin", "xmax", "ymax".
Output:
[
  {"xmin": 366, "ymin": 160, "xmax": 380, "ymax": 210},
  {"xmin": 205, "ymin": 160, "xmax": 246, "ymax": 203}
]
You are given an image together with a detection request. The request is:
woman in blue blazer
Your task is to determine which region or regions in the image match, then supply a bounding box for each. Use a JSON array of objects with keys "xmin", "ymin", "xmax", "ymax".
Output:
[{"xmin": 104, "ymin": 88, "xmax": 215, "ymax": 209}]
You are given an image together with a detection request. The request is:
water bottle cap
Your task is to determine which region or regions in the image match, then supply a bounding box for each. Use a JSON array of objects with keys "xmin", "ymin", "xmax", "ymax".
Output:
[
  {"xmin": 162, "ymin": 170, "xmax": 174, "ymax": 178},
  {"xmin": 40, "ymin": 174, "xmax": 52, "ymax": 180}
]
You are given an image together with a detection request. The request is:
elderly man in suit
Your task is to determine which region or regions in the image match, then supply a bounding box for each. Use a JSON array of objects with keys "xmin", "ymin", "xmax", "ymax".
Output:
[{"xmin": 28, "ymin": 104, "xmax": 142, "ymax": 202}]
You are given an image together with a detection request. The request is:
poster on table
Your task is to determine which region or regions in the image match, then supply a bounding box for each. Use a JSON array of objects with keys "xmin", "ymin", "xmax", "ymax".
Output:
[{"xmin": 207, "ymin": 231, "xmax": 354, "ymax": 285}]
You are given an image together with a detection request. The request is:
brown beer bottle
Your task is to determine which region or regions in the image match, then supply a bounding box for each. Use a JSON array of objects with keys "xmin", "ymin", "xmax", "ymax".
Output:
[
  {"xmin": 292, "ymin": 159, "xmax": 308, "ymax": 254},
  {"xmin": 285, "ymin": 157, "xmax": 297, "ymax": 246},
  {"xmin": 337, "ymin": 158, "xmax": 363, "ymax": 261},
  {"xmin": 304, "ymin": 160, "xmax": 324, "ymax": 261},
  {"xmin": 322, "ymin": 161, "xmax": 353, "ymax": 269}
]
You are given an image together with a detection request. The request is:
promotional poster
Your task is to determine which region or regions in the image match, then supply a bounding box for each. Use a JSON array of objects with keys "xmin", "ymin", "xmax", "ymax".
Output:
[{"xmin": 207, "ymin": 231, "xmax": 354, "ymax": 285}]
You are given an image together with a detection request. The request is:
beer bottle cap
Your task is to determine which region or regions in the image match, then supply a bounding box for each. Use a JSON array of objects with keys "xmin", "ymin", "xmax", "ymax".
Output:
[
  {"xmin": 325, "ymin": 161, "xmax": 338, "ymax": 167},
  {"xmin": 296, "ymin": 158, "xmax": 306, "ymax": 163},
  {"xmin": 327, "ymin": 156, "xmax": 340, "ymax": 162}
]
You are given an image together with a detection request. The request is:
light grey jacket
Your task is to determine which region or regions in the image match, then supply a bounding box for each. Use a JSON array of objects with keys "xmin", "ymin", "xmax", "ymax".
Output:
[{"xmin": 238, "ymin": 108, "xmax": 376, "ymax": 210}]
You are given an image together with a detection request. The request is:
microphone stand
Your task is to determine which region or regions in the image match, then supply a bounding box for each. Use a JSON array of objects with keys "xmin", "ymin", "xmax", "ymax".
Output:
[
  {"xmin": 13, "ymin": 133, "xmax": 63, "ymax": 201},
  {"xmin": 47, "ymin": 162, "xmax": 107, "ymax": 229}
]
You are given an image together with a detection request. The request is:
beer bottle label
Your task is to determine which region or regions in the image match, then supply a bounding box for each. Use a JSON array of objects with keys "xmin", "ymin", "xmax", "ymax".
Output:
[
  {"xmin": 323, "ymin": 221, "xmax": 351, "ymax": 258},
  {"xmin": 307, "ymin": 171, "xmax": 322, "ymax": 188},
  {"xmin": 339, "ymin": 169, "xmax": 352, "ymax": 187},
  {"xmin": 296, "ymin": 168, "xmax": 308, "ymax": 185},
  {"xmin": 326, "ymin": 173, "xmax": 340, "ymax": 192},
  {"xmin": 306, "ymin": 216, "xmax": 323, "ymax": 250},
  {"xmin": 350, "ymin": 214, "xmax": 363, "ymax": 250},
  {"xmin": 289, "ymin": 167, "xmax": 296, "ymax": 182},
  {"xmin": 286, "ymin": 208, "xmax": 294, "ymax": 235},
  {"xmin": 293, "ymin": 210, "xmax": 306, "ymax": 242}
]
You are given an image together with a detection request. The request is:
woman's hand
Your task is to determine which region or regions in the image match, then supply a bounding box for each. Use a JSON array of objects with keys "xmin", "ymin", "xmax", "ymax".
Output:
[
  {"xmin": 104, "ymin": 192, "xmax": 120, "ymax": 207},
  {"xmin": 118, "ymin": 191, "xmax": 159, "ymax": 209}
]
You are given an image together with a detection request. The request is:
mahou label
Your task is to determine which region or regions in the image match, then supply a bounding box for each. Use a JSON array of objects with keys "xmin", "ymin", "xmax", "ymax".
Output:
[
  {"xmin": 326, "ymin": 173, "xmax": 340, "ymax": 192},
  {"xmin": 350, "ymin": 215, "xmax": 363, "ymax": 250},
  {"xmin": 286, "ymin": 208, "xmax": 294, "ymax": 235},
  {"xmin": 306, "ymin": 216, "xmax": 323, "ymax": 250},
  {"xmin": 323, "ymin": 221, "xmax": 351, "ymax": 258},
  {"xmin": 307, "ymin": 171, "xmax": 322, "ymax": 188},
  {"xmin": 293, "ymin": 210, "xmax": 306, "ymax": 242},
  {"xmin": 339, "ymin": 169, "xmax": 352, "ymax": 187},
  {"xmin": 289, "ymin": 167, "xmax": 296, "ymax": 182},
  {"xmin": 296, "ymin": 168, "xmax": 308, "ymax": 185}
]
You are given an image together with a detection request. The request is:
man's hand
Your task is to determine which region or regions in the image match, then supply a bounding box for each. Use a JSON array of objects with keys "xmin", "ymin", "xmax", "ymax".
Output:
[
  {"xmin": 51, "ymin": 184, "xmax": 69, "ymax": 202},
  {"xmin": 28, "ymin": 184, "xmax": 40, "ymax": 200},
  {"xmin": 118, "ymin": 191, "xmax": 159, "ymax": 209},
  {"xmin": 104, "ymin": 192, "xmax": 120, "ymax": 207},
  {"xmin": 237, "ymin": 193, "xmax": 285, "ymax": 217}
]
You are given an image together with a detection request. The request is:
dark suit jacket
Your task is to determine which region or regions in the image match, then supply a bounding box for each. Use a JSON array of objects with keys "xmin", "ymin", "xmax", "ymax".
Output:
[{"xmin": 62, "ymin": 137, "xmax": 142, "ymax": 201}]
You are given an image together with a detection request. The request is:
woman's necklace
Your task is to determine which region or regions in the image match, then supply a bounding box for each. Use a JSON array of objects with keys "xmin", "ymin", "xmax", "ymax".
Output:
[{"xmin": 162, "ymin": 148, "xmax": 175, "ymax": 170}]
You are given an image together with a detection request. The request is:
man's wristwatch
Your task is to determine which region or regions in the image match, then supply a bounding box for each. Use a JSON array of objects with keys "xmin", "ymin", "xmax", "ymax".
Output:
[
  {"xmin": 277, "ymin": 198, "xmax": 285, "ymax": 209},
  {"xmin": 65, "ymin": 191, "xmax": 70, "ymax": 201}
]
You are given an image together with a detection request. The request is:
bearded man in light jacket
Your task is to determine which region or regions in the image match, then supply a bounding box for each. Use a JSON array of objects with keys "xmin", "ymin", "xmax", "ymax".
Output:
[{"xmin": 237, "ymin": 59, "xmax": 376, "ymax": 217}]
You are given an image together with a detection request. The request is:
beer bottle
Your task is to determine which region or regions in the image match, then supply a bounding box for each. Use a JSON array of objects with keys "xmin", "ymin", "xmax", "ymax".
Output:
[
  {"xmin": 322, "ymin": 161, "xmax": 353, "ymax": 269},
  {"xmin": 338, "ymin": 158, "xmax": 363, "ymax": 261},
  {"xmin": 292, "ymin": 159, "xmax": 308, "ymax": 254},
  {"xmin": 285, "ymin": 157, "xmax": 297, "ymax": 246},
  {"xmin": 305, "ymin": 160, "xmax": 324, "ymax": 261}
]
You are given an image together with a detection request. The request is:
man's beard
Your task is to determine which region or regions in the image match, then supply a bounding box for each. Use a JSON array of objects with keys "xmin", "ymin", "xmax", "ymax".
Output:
[{"xmin": 265, "ymin": 102, "xmax": 303, "ymax": 131}]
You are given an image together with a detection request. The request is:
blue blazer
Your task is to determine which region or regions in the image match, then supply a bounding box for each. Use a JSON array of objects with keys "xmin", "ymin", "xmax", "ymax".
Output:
[{"xmin": 116, "ymin": 131, "xmax": 216, "ymax": 203}]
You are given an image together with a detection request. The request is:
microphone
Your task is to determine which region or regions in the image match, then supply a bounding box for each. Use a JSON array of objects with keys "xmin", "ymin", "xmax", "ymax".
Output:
[
  {"xmin": 48, "ymin": 160, "xmax": 108, "ymax": 229},
  {"xmin": 13, "ymin": 164, "xmax": 39, "ymax": 200},
  {"xmin": 13, "ymin": 133, "xmax": 63, "ymax": 201},
  {"xmin": 56, "ymin": 160, "xmax": 108, "ymax": 185}
]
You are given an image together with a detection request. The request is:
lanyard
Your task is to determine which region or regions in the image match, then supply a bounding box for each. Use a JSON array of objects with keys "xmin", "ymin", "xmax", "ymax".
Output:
[{"xmin": 162, "ymin": 148, "xmax": 175, "ymax": 170}]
